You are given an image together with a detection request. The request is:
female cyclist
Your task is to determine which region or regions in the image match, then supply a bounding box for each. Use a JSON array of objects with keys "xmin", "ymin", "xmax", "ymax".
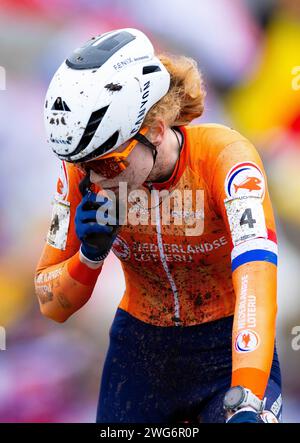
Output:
[{"xmin": 35, "ymin": 28, "xmax": 282, "ymax": 423}]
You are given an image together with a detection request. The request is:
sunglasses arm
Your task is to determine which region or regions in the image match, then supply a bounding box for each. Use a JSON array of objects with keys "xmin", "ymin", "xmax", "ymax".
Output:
[{"xmin": 134, "ymin": 132, "xmax": 158, "ymax": 164}]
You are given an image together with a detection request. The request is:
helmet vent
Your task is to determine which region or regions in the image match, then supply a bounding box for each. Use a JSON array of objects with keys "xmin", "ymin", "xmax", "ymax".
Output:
[
  {"xmin": 69, "ymin": 106, "xmax": 109, "ymax": 157},
  {"xmin": 66, "ymin": 31, "xmax": 136, "ymax": 70},
  {"xmin": 51, "ymin": 97, "xmax": 71, "ymax": 111},
  {"xmin": 143, "ymin": 65, "xmax": 161, "ymax": 75},
  {"xmin": 73, "ymin": 130, "xmax": 119, "ymax": 162}
]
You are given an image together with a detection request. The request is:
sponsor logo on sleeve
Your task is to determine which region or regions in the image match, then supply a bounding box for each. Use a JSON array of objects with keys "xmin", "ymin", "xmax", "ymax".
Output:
[
  {"xmin": 55, "ymin": 161, "xmax": 69, "ymax": 201},
  {"xmin": 235, "ymin": 329, "xmax": 260, "ymax": 353},
  {"xmin": 225, "ymin": 162, "xmax": 265, "ymax": 199}
]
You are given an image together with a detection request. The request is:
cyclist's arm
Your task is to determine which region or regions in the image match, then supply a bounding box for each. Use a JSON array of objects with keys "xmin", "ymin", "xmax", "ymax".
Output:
[
  {"xmin": 35, "ymin": 162, "xmax": 103, "ymax": 323},
  {"xmin": 210, "ymin": 139, "xmax": 278, "ymax": 400}
]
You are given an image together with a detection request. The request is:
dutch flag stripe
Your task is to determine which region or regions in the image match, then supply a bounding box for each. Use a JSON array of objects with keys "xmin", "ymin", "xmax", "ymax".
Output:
[{"xmin": 231, "ymin": 238, "xmax": 278, "ymax": 271}]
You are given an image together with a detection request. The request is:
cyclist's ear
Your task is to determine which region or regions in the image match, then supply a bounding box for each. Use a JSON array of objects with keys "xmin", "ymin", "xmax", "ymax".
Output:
[{"xmin": 145, "ymin": 118, "xmax": 167, "ymax": 146}]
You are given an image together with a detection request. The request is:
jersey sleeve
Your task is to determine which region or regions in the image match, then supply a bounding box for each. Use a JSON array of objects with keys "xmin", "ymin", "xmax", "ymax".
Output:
[
  {"xmin": 209, "ymin": 135, "xmax": 278, "ymax": 400},
  {"xmin": 35, "ymin": 161, "xmax": 103, "ymax": 322}
]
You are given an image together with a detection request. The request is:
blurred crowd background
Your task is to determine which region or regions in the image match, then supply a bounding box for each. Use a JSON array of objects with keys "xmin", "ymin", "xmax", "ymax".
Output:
[{"xmin": 0, "ymin": 0, "xmax": 300, "ymax": 422}]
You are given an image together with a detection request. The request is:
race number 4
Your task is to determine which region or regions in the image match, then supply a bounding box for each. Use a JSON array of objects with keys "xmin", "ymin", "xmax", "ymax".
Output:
[
  {"xmin": 225, "ymin": 197, "xmax": 267, "ymax": 246},
  {"xmin": 240, "ymin": 208, "xmax": 256, "ymax": 229}
]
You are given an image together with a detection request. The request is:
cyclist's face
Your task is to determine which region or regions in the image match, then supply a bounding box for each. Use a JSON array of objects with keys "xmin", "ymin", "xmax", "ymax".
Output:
[{"xmin": 89, "ymin": 140, "xmax": 155, "ymax": 191}]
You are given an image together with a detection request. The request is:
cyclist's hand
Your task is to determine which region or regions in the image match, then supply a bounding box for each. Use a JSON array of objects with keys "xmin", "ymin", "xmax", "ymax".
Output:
[{"xmin": 75, "ymin": 190, "xmax": 119, "ymax": 262}]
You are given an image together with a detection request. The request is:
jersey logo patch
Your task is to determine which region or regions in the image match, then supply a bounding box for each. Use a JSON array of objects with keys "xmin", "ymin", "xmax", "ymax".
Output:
[
  {"xmin": 112, "ymin": 236, "xmax": 131, "ymax": 261},
  {"xmin": 225, "ymin": 162, "xmax": 265, "ymax": 199},
  {"xmin": 235, "ymin": 329, "xmax": 260, "ymax": 353}
]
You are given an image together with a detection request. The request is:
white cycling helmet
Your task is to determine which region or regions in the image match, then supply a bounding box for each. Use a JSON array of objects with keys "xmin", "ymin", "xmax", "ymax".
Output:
[{"xmin": 44, "ymin": 28, "xmax": 170, "ymax": 163}]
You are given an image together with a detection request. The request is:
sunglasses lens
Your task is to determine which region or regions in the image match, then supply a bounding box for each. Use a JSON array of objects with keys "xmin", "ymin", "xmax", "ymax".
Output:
[
  {"xmin": 94, "ymin": 158, "xmax": 126, "ymax": 178},
  {"xmin": 77, "ymin": 157, "xmax": 128, "ymax": 179},
  {"xmin": 75, "ymin": 134, "xmax": 142, "ymax": 178}
]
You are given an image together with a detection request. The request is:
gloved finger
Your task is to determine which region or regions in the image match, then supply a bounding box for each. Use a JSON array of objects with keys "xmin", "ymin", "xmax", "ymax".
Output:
[
  {"xmin": 79, "ymin": 191, "xmax": 98, "ymax": 207},
  {"xmin": 77, "ymin": 208, "xmax": 119, "ymax": 227},
  {"xmin": 81, "ymin": 193, "xmax": 113, "ymax": 211},
  {"xmin": 96, "ymin": 207, "xmax": 118, "ymax": 226},
  {"xmin": 76, "ymin": 209, "xmax": 99, "ymax": 223},
  {"xmin": 78, "ymin": 198, "xmax": 103, "ymax": 213},
  {"xmin": 83, "ymin": 222, "xmax": 114, "ymax": 236}
]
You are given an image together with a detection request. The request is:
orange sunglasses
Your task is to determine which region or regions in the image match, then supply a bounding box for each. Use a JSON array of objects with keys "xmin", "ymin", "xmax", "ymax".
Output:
[{"xmin": 77, "ymin": 127, "xmax": 149, "ymax": 179}]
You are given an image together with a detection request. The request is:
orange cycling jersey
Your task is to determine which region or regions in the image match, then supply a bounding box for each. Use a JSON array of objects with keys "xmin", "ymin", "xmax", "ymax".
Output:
[{"xmin": 35, "ymin": 124, "xmax": 278, "ymax": 400}]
